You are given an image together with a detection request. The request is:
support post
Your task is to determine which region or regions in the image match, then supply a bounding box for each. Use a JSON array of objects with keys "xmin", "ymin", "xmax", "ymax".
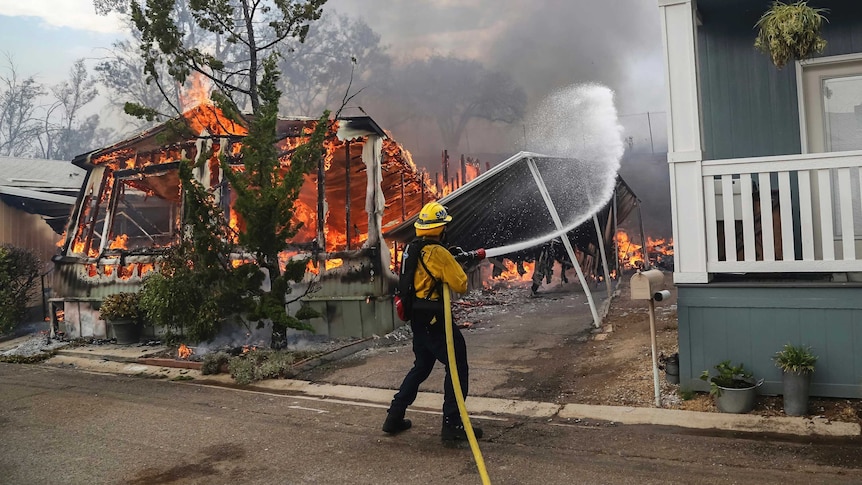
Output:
[
  {"xmin": 460, "ymin": 154, "xmax": 466, "ymax": 186},
  {"xmin": 317, "ymin": 154, "xmax": 326, "ymax": 262},
  {"xmin": 593, "ymin": 213, "xmax": 613, "ymax": 298},
  {"xmin": 613, "ymin": 187, "xmax": 620, "ymax": 272},
  {"xmin": 345, "ymin": 141, "xmax": 351, "ymax": 250},
  {"xmin": 637, "ymin": 201, "xmax": 650, "ymax": 269},
  {"xmin": 526, "ymin": 157, "xmax": 601, "ymax": 327},
  {"xmin": 648, "ymin": 298, "xmax": 661, "ymax": 407},
  {"xmin": 400, "ymin": 173, "xmax": 406, "ymax": 221}
]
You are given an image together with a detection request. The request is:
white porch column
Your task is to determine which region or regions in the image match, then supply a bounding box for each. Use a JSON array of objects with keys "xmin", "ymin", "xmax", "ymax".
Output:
[{"xmin": 659, "ymin": 0, "xmax": 709, "ymax": 284}]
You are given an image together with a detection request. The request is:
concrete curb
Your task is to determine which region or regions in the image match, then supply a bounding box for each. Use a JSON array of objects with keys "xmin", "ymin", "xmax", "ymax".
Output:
[
  {"xmin": 40, "ymin": 354, "xmax": 861, "ymax": 438},
  {"xmin": 559, "ymin": 403, "xmax": 861, "ymax": 437}
]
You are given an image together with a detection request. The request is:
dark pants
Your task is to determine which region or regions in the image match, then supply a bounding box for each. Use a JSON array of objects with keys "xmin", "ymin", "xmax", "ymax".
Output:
[{"xmin": 388, "ymin": 308, "xmax": 469, "ymax": 421}]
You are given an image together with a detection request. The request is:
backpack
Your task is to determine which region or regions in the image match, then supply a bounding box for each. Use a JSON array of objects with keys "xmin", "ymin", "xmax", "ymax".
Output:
[{"xmin": 394, "ymin": 239, "xmax": 442, "ymax": 321}]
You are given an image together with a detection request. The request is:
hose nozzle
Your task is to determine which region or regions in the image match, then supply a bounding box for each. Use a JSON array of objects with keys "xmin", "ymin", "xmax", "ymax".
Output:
[{"xmin": 452, "ymin": 248, "xmax": 486, "ymax": 263}]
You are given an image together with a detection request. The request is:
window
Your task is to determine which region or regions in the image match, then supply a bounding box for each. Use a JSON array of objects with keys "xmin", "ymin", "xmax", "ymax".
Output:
[
  {"xmin": 799, "ymin": 54, "xmax": 862, "ymax": 154},
  {"xmin": 107, "ymin": 166, "xmax": 182, "ymax": 251}
]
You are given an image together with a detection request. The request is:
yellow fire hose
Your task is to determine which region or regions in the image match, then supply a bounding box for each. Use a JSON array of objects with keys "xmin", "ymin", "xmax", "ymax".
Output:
[{"xmin": 443, "ymin": 282, "xmax": 491, "ymax": 485}]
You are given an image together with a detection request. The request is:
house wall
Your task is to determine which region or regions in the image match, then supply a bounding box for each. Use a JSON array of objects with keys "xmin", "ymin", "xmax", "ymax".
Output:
[
  {"xmin": 0, "ymin": 202, "xmax": 64, "ymax": 317},
  {"xmin": 0, "ymin": 202, "xmax": 63, "ymax": 270},
  {"xmin": 677, "ymin": 284, "xmax": 862, "ymax": 398},
  {"xmin": 698, "ymin": 1, "xmax": 862, "ymax": 161}
]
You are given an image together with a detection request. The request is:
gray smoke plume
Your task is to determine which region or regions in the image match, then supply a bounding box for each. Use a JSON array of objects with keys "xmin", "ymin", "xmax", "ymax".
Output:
[{"xmin": 324, "ymin": 0, "xmax": 671, "ymax": 236}]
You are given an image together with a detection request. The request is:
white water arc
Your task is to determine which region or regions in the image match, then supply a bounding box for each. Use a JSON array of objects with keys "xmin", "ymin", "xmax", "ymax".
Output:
[{"xmin": 484, "ymin": 83, "xmax": 624, "ymax": 259}]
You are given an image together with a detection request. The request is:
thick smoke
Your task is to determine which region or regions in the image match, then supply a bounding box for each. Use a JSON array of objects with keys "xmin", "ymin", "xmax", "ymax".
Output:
[
  {"xmin": 325, "ymin": 0, "xmax": 671, "ymax": 237},
  {"xmin": 326, "ymin": 0, "xmax": 664, "ymax": 116}
]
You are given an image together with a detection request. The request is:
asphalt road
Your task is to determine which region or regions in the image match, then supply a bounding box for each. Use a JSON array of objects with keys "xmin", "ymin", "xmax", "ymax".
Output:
[{"xmin": 2, "ymin": 364, "xmax": 862, "ymax": 485}]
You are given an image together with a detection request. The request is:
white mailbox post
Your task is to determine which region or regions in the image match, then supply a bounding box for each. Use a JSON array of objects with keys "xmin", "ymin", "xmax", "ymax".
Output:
[{"xmin": 630, "ymin": 269, "xmax": 666, "ymax": 407}]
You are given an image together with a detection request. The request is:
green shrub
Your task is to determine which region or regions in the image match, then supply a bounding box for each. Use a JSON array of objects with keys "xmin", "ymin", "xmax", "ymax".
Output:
[
  {"xmin": 100, "ymin": 292, "xmax": 141, "ymax": 321},
  {"xmin": 201, "ymin": 351, "xmax": 231, "ymax": 375},
  {"xmin": 0, "ymin": 245, "xmax": 41, "ymax": 334}
]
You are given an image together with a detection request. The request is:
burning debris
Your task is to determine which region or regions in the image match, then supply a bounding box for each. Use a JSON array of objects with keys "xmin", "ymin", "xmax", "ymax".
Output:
[
  {"xmin": 615, "ymin": 229, "xmax": 674, "ymax": 271},
  {"xmin": 177, "ymin": 344, "xmax": 193, "ymax": 360}
]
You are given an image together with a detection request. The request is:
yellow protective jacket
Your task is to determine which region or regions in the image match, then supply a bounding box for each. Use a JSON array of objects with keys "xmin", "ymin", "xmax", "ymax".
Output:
[{"xmin": 414, "ymin": 243, "xmax": 468, "ymax": 300}]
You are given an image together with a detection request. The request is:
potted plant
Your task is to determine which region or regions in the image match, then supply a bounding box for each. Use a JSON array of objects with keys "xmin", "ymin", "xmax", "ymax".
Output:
[
  {"xmin": 100, "ymin": 292, "xmax": 142, "ymax": 345},
  {"xmin": 754, "ymin": 1, "xmax": 829, "ymax": 69},
  {"xmin": 773, "ymin": 344, "xmax": 817, "ymax": 416},
  {"xmin": 700, "ymin": 361, "xmax": 763, "ymax": 413}
]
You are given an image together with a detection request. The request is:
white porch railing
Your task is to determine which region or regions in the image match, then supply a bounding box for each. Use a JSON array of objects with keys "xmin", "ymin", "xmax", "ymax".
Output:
[{"xmin": 695, "ymin": 150, "xmax": 862, "ymax": 274}]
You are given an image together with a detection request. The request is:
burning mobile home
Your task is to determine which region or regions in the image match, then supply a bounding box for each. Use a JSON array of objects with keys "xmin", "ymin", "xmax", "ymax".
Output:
[{"xmin": 51, "ymin": 102, "xmax": 435, "ymax": 340}]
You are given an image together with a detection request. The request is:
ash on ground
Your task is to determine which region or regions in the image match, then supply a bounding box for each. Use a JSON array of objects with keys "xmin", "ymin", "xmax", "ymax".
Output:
[{"xmin": 1, "ymin": 335, "xmax": 69, "ymax": 358}]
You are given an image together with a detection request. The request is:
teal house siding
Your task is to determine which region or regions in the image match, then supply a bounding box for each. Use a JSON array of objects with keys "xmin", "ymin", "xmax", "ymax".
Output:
[
  {"xmin": 697, "ymin": 1, "xmax": 862, "ymax": 161},
  {"xmin": 678, "ymin": 285, "xmax": 862, "ymax": 398},
  {"xmin": 697, "ymin": 8, "xmax": 800, "ymax": 160}
]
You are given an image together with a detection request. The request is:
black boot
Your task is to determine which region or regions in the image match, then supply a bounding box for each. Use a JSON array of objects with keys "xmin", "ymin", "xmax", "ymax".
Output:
[
  {"xmin": 382, "ymin": 412, "xmax": 412, "ymax": 434},
  {"xmin": 441, "ymin": 417, "xmax": 483, "ymax": 442}
]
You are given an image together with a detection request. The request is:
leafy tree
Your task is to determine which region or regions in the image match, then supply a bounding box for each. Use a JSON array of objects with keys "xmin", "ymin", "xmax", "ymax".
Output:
[
  {"xmin": 121, "ymin": 0, "xmax": 332, "ymax": 339},
  {"xmin": 128, "ymin": 0, "xmax": 327, "ymax": 117},
  {"xmin": 386, "ymin": 55, "xmax": 527, "ymax": 152},
  {"xmin": 139, "ymin": 161, "xmax": 260, "ymax": 342},
  {"xmin": 0, "ymin": 54, "xmax": 45, "ymax": 157}
]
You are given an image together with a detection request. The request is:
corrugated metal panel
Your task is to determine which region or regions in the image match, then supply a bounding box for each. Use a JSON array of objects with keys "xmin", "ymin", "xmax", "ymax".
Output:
[{"xmin": 677, "ymin": 285, "xmax": 862, "ymax": 398}]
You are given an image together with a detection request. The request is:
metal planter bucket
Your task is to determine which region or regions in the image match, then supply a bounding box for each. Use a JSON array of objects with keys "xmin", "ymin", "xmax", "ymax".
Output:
[
  {"xmin": 664, "ymin": 353, "xmax": 680, "ymax": 384},
  {"xmin": 782, "ymin": 371, "xmax": 811, "ymax": 416},
  {"xmin": 714, "ymin": 378, "xmax": 763, "ymax": 414},
  {"xmin": 110, "ymin": 319, "xmax": 141, "ymax": 345}
]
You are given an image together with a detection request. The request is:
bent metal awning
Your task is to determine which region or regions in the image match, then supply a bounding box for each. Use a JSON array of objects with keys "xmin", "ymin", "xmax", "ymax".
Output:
[
  {"xmin": 384, "ymin": 151, "xmax": 637, "ymax": 257},
  {"xmin": 384, "ymin": 151, "xmax": 639, "ymax": 328}
]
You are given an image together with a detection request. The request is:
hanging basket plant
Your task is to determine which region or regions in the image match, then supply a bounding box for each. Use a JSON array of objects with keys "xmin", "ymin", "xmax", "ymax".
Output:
[{"xmin": 754, "ymin": 1, "xmax": 829, "ymax": 69}]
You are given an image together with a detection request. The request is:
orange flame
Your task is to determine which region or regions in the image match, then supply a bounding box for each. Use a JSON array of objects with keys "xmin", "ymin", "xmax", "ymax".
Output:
[
  {"xmin": 179, "ymin": 73, "xmax": 212, "ymax": 111},
  {"xmin": 494, "ymin": 260, "xmax": 535, "ymax": 282},
  {"xmin": 108, "ymin": 234, "xmax": 129, "ymax": 250},
  {"xmin": 178, "ymin": 344, "xmax": 193, "ymax": 360},
  {"xmin": 615, "ymin": 230, "xmax": 674, "ymax": 269}
]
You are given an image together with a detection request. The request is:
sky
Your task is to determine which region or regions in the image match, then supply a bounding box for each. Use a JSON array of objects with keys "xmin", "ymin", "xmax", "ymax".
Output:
[
  {"xmin": 0, "ymin": 0, "xmax": 667, "ymax": 146},
  {"xmin": 0, "ymin": 1, "xmax": 124, "ymax": 81}
]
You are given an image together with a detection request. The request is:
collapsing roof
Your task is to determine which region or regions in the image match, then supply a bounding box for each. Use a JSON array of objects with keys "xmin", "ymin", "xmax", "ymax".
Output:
[
  {"xmin": 385, "ymin": 151, "xmax": 638, "ymax": 261},
  {"xmin": 0, "ymin": 156, "xmax": 85, "ymax": 233}
]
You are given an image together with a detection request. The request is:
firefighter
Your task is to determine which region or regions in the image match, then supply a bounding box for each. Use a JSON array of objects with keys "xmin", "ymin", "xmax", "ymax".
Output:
[
  {"xmin": 530, "ymin": 237, "xmax": 571, "ymax": 296},
  {"xmin": 382, "ymin": 201, "xmax": 483, "ymax": 442}
]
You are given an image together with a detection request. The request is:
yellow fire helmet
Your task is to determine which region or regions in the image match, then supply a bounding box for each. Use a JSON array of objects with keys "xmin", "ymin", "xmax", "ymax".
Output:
[{"xmin": 414, "ymin": 201, "xmax": 453, "ymax": 230}]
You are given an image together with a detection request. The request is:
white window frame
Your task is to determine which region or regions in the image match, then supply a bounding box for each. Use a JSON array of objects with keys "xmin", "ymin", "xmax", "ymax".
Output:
[{"xmin": 796, "ymin": 52, "xmax": 862, "ymax": 154}]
